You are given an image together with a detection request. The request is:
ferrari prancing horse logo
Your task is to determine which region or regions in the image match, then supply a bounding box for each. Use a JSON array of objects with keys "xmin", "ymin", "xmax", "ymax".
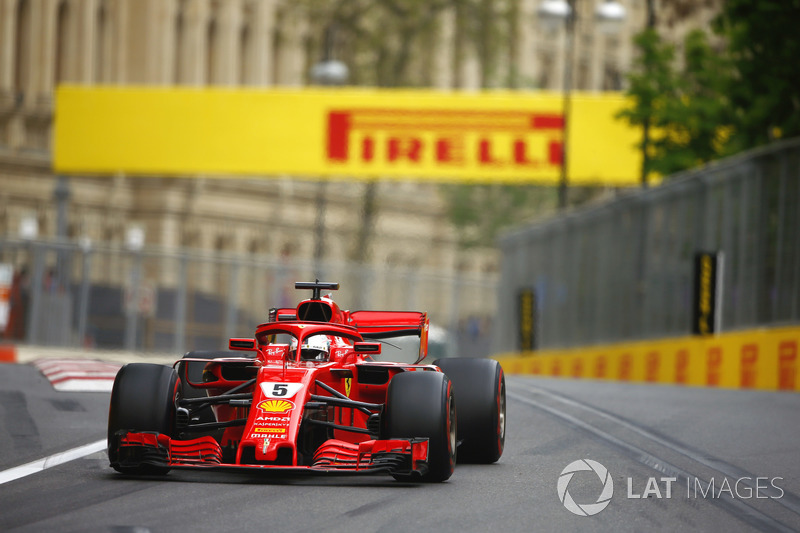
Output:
[{"xmin": 345, "ymin": 378, "xmax": 352, "ymax": 397}]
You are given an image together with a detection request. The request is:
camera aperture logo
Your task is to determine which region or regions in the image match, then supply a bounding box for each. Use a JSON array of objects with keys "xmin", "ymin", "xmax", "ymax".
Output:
[
  {"xmin": 557, "ymin": 459, "xmax": 614, "ymax": 516},
  {"xmin": 557, "ymin": 459, "xmax": 786, "ymax": 517}
]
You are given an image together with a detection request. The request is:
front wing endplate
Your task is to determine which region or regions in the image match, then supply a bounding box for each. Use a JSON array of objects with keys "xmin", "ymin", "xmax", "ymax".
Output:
[{"xmin": 112, "ymin": 431, "xmax": 429, "ymax": 477}]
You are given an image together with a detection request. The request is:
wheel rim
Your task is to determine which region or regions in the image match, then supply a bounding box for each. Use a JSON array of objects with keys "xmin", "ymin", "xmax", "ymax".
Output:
[
  {"xmin": 498, "ymin": 380, "xmax": 506, "ymax": 441},
  {"xmin": 449, "ymin": 394, "xmax": 457, "ymax": 455}
]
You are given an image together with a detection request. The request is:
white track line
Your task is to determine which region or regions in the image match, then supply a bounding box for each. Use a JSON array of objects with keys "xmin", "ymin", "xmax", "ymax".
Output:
[{"xmin": 0, "ymin": 439, "xmax": 106, "ymax": 485}]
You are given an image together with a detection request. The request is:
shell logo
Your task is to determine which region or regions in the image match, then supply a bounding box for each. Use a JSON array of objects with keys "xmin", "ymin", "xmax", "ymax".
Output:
[{"xmin": 258, "ymin": 399, "xmax": 295, "ymax": 413}]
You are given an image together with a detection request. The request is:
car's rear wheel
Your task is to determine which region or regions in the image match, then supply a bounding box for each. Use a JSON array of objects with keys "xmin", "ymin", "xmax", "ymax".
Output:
[
  {"xmin": 382, "ymin": 371, "xmax": 456, "ymax": 482},
  {"xmin": 435, "ymin": 358, "xmax": 505, "ymax": 464},
  {"xmin": 107, "ymin": 363, "xmax": 179, "ymax": 475}
]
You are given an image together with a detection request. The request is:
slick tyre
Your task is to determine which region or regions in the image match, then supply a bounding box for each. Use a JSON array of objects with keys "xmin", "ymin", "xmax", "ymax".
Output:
[
  {"xmin": 107, "ymin": 363, "xmax": 179, "ymax": 475},
  {"xmin": 383, "ymin": 371, "xmax": 456, "ymax": 482},
  {"xmin": 435, "ymin": 358, "xmax": 505, "ymax": 464}
]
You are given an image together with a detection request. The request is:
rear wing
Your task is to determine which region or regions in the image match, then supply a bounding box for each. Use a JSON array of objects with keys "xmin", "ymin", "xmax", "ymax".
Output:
[{"xmin": 349, "ymin": 311, "xmax": 430, "ymax": 363}]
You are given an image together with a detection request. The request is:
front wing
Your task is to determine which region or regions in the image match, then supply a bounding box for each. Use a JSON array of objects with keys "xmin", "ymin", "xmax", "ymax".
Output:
[{"xmin": 112, "ymin": 431, "xmax": 430, "ymax": 477}]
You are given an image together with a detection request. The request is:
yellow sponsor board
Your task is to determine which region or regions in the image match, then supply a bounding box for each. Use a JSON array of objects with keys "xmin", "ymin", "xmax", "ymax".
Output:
[
  {"xmin": 495, "ymin": 326, "xmax": 800, "ymax": 392},
  {"xmin": 53, "ymin": 86, "xmax": 643, "ymax": 185}
]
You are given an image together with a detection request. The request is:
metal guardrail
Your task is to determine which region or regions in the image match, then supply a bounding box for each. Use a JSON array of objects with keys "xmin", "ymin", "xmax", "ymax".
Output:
[
  {"xmin": 492, "ymin": 138, "xmax": 800, "ymax": 353},
  {"xmin": 0, "ymin": 239, "xmax": 496, "ymax": 358}
]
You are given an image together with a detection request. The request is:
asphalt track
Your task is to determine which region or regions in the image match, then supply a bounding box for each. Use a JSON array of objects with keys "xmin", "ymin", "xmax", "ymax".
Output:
[{"xmin": 1, "ymin": 361, "xmax": 799, "ymax": 533}]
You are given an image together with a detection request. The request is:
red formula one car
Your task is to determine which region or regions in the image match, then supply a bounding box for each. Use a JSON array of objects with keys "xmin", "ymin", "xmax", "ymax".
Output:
[{"xmin": 107, "ymin": 281, "xmax": 505, "ymax": 482}]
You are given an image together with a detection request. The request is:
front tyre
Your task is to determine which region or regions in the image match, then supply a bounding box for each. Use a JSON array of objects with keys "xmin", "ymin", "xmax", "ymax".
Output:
[
  {"xmin": 435, "ymin": 358, "xmax": 505, "ymax": 464},
  {"xmin": 107, "ymin": 363, "xmax": 179, "ymax": 475},
  {"xmin": 383, "ymin": 371, "xmax": 456, "ymax": 482}
]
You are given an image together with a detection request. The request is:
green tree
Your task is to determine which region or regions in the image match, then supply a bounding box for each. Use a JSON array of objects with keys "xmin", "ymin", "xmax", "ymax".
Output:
[
  {"xmin": 713, "ymin": 0, "xmax": 800, "ymax": 150},
  {"xmin": 660, "ymin": 30, "xmax": 733, "ymax": 170},
  {"xmin": 615, "ymin": 29, "xmax": 676, "ymax": 181},
  {"xmin": 300, "ymin": 0, "xmax": 515, "ymax": 252},
  {"xmin": 617, "ymin": 29, "xmax": 732, "ymax": 180},
  {"xmin": 301, "ymin": 0, "xmax": 510, "ymax": 88},
  {"xmin": 620, "ymin": 2, "xmax": 800, "ymax": 179},
  {"xmin": 442, "ymin": 185, "xmax": 557, "ymax": 248}
]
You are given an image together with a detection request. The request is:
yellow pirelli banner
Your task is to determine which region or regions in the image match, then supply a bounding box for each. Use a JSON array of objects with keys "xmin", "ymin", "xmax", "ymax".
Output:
[
  {"xmin": 495, "ymin": 326, "xmax": 800, "ymax": 392},
  {"xmin": 53, "ymin": 86, "xmax": 643, "ymax": 184}
]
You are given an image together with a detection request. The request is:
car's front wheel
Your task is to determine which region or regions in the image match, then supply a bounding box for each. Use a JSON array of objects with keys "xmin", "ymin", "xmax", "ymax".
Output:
[
  {"xmin": 107, "ymin": 363, "xmax": 179, "ymax": 475},
  {"xmin": 382, "ymin": 371, "xmax": 456, "ymax": 482}
]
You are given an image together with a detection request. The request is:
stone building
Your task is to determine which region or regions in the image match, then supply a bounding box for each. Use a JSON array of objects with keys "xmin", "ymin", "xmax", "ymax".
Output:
[{"xmin": 0, "ymin": 0, "xmax": 722, "ymax": 325}]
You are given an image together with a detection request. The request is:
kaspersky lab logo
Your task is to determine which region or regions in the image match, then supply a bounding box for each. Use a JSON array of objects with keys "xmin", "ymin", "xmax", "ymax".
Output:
[{"xmin": 557, "ymin": 459, "xmax": 614, "ymax": 516}]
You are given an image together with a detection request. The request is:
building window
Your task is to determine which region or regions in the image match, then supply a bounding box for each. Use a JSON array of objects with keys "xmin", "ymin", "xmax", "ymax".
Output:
[
  {"xmin": 271, "ymin": 9, "xmax": 283, "ymax": 85},
  {"xmin": 206, "ymin": 19, "xmax": 218, "ymax": 85},
  {"xmin": 603, "ymin": 65, "xmax": 622, "ymax": 91},
  {"xmin": 182, "ymin": 228, "xmax": 199, "ymax": 248},
  {"xmin": 14, "ymin": 0, "xmax": 32, "ymax": 97},
  {"xmin": 577, "ymin": 60, "xmax": 589, "ymax": 91},
  {"xmin": 538, "ymin": 51, "xmax": 553, "ymax": 90},
  {"xmin": 95, "ymin": 2, "xmax": 110, "ymax": 83},
  {"xmin": 249, "ymin": 238, "xmax": 267, "ymax": 256},
  {"xmin": 55, "ymin": 1, "xmax": 71, "ymax": 85},
  {"xmin": 214, "ymin": 235, "xmax": 229, "ymax": 289},
  {"xmin": 239, "ymin": 24, "xmax": 251, "ymax": 85},
  {"xmin": 174, "ymin": 0, "xmax": 185, "ymax": 84}
]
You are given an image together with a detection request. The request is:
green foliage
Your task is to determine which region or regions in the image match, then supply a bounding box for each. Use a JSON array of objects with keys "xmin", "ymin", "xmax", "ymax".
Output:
[
  {"xmin": 713, "ymin": 0, "xmax": 800, "ymax": 149},
  {"xmin": 665, "ymin": 30, "xmax": 734, "ymax": 166},
  {"xmin": 300, "ymin": 0, "xmax": 509, "ymax": 88},
  {"xmin": 615, "ymin": 29, "xmax": 676, "ymax": 178},
  {"xmin": 441, "ymin": 185, "xmax": 556, "ymax": 247},
  {"xmin": 619, "ymin": 1, "xmax": 800, "ymax": 179},
  {"xmin": 616, "ymin": 29, "xmax": 732, "ymax": 179},
  {"xmin": 300, "ymin": 0, "xmax": 524, "ymax": 249}
]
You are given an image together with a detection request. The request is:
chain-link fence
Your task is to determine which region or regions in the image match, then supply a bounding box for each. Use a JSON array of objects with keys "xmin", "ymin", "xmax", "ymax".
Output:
[
  {"xmin": 7, "ymin": 140, "xmax": 797, "ymax": 358},
  {"xmin": 493, "ymin": 138, "xmax": 800, "ymax": 353},
  {"xmin": 0, "ymin": 239, "xmax": 497, "ymax": 358}
]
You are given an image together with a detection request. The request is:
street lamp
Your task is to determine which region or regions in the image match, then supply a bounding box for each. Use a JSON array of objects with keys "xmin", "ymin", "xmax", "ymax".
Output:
[
  {"xmin": 309, "ymin": 24, "xmax": 349, "ymax": 86},
  {"xmin": 595, "ymin": 1, "xmax": 627, "ymax": 33},
  {"xmin": 310, "ymin": 25, "xmax": 349, "ymax": 280},
  {"xmin": 537, "ymin": 0, "xmax": 626, "ymax": 209},
  {"xmin": 124, "ymin": 225, "xmax": 145, "ymax": 351},
  {"xmin": 309, "ymin": 60, "xmax": 349, "ymax": 86},
  {"xmin": 19, "ymin": 214, "xmax": 38, "ymax": 240}
]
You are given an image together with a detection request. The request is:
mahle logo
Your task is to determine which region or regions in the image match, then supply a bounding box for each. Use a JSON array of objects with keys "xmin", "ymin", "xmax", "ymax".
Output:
[{"xmin": 557, "ymin": 459, "xmax": 614, "ymax": 516}]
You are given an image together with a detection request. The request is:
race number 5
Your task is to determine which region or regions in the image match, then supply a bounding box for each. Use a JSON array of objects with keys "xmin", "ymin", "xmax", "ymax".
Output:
[{"xmin": 260, "ymin": 382, "xmax": 303, "ymax": 399}]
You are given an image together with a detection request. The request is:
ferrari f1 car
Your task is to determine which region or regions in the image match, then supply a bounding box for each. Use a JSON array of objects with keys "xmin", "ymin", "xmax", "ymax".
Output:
[{"xmin": 107, "ymin": 281, "xmax": 505, "ymax": 482}]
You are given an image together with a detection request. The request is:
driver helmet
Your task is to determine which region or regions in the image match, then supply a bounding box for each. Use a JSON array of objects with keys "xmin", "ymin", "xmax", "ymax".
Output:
[{"xmin": 299, "ymin": 337, "xmax": 330, "ymax": 361}]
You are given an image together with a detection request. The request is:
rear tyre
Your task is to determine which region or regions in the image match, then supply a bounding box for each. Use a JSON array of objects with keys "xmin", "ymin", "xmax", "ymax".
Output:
[
  {"xmin": 435, "ymin": 358, "xmax": 505, "ymax": 464},
  {"xmin": 107, "ymin": 363, "xmax": 179, "ymax": 475},
  {"xmin": 383, "ymin": 371, "xmax": 456, "ymax": 482}
]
